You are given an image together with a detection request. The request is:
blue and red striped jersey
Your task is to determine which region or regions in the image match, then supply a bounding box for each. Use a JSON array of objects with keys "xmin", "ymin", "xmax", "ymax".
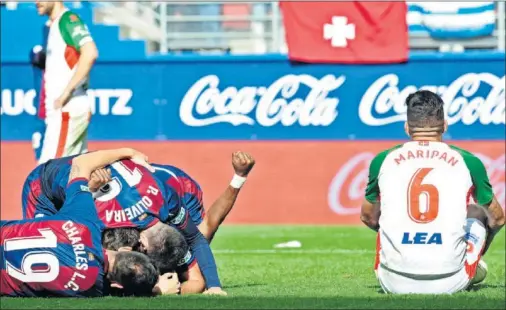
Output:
[
  {"xmin": 22, "ymin": 156, "xmax": 222, "ymax": 288},
  {"xmin": 1, "ymin": 179, "xmax": 107, "ymax": 297}
]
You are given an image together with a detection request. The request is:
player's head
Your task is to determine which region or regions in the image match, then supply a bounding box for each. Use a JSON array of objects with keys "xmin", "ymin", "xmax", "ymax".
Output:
[
  {"xmin": 35, "ymin": 1, "xmax": 58, "ymax": 16},
  {"xmin": 139, "ymin": 222, "xmax": 189, "ymax": 273},
  {"xmin": 405, "ymin": 90, "xmax": 447, "ymax": 140},
  {"xmin": 102, "ymin": 228, "xmax": 141, "ymax": 251},
  {"xmin": 107, "ymin": 250, "xmax": 159, "ymax": 296}
]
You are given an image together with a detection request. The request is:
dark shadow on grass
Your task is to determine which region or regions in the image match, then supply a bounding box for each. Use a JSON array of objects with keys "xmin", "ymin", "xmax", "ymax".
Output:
[
  {"xmin": 365, "ymin": 285, "xmax": 384, "ymax": 294},
  {"xmin": 467, "ymin": 283, "xmax": 506, "ymax": 291},
  {"xmin": 1, "ymin": 296, "xmax": 505, "ymax": 309},
  {"xmin": 224, "ymin": 283, "xmax": 265, "ymax": 289},
  {"xmin": 366, "ymin": 285, "xmax": 381, "ymax": 289}
]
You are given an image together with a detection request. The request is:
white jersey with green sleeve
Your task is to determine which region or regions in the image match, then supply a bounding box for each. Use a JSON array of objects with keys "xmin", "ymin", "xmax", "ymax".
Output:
[
  {"xmin": 44, "ymin": 9, "xmax": 93, "ymax": 116},
  {"xmin": 365, "ymin": 141, "xmax": 494, "ymax": 276}
]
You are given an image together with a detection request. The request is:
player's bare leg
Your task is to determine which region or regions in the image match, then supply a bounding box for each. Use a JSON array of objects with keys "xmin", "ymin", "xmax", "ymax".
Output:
[{"xmin": 198, "ymin": 151, "xmax": 255, "ymax": 242}]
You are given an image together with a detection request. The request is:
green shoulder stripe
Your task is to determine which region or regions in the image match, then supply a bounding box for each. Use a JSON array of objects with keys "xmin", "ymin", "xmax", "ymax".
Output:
[
  {"xmin": 59, "ymin": 11, "xmax": 92, "ymax": 52},
  {"xmin": 449, "ymin": 145, "xmax": 494, "ymax": 206},
  {"xmin": 365, "ymin": 144, "xmax": 402, "ymax": 204}
]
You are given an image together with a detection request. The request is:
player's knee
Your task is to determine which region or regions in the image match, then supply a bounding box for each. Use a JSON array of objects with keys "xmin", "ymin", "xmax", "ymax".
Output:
[{"xmin": 467, "ymin": 204, "xmax": 488, "ymax": 226}]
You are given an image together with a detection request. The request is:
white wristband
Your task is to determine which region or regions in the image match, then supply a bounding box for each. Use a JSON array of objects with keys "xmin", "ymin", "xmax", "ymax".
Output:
[{"xmin": 230, "ymin": 174, "xmax": 247, "ymax": 189}]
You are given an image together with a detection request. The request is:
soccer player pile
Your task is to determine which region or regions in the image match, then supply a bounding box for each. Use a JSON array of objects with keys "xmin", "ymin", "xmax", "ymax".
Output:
[
  {"xmin": 0, "ymin": 91, "xmax": 503, "ymax": 296},
  {"xmin": 2, "ymin": 149, "xmax": 255, "ymax": 296}
]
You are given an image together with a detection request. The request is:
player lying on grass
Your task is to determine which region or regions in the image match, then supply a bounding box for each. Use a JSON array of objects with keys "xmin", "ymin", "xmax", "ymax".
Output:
[
  {"xmin": 360, "ymin": 90, "xmax": 505, "ymax": 295},
  {"xmin": 21, "ymin": 150, "xmax": 255, "ymax": 295},
  {"xmin": 1, "ymin": 148, "xmax": 160, "ymax": 297},
  {"xmin": 91, "ymin": 151, "xmax": 256, "ymax": 295}
]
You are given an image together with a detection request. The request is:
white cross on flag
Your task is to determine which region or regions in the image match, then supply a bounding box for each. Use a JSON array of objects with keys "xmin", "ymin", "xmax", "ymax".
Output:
[
  {"xmin": 280, "ymin": 1, "xmax": 409, "ymax": 64},
  {"xmin": 323, "ymin": 16, "xmax": 356, "ymax": 47}
]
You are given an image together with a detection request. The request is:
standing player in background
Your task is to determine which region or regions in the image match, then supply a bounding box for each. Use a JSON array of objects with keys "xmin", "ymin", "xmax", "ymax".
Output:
[
  {"xmin": 360, "ymin": 90, "xmax": 505, "ymax": 294},
  {"xmin": 29, "ymin": 20, "xmax": 50, "ymax": 161},
  {"xmin": 35, "ymin": 1, "xmax": 98, "ymax": 164}
]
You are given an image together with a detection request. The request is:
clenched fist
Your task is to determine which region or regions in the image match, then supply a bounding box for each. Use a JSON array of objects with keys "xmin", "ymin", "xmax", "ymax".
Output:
[{"xmin": 232, "ymin": 151, "xmax": 255, "ymax": 177}]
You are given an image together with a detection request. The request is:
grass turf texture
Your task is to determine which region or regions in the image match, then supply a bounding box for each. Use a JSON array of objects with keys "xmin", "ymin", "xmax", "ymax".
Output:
[{"xmin": 1, "ymin": 226, "xmax": 505, "ymax": 309}]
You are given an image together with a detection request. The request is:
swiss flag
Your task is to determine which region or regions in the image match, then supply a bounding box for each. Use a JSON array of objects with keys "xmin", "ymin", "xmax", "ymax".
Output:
[{"xmin": 280, "ymin": 1, "xmax": 409, "ymax": 64}]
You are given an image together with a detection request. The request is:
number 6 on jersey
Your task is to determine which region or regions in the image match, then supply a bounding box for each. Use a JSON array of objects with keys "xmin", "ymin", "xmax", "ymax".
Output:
[{"xmin": 407, "ymin": 168, "xmax": 439, "ymax": 224}]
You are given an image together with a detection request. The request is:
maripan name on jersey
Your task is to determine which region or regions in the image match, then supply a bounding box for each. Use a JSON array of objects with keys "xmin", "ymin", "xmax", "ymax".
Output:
[
  {"xmin": 364, "ymin": 141, "xmax": 494, "ymax": 275},
  {"xmin": 44, "ymin": 10, "xmax": 93, "ymax": 114}
]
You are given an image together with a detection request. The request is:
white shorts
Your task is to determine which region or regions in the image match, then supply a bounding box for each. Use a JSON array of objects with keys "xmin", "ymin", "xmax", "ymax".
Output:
[
  {"xmin": 38, "ymin": 95, "xmax": 91, "ymax": 164},
  {"xmin": 376, "ymin": 264, "xmax": 474, "ymax": 294},
  {"xmin": 374, "ymin": 219, "xmax": 486, "ymax": 295}
]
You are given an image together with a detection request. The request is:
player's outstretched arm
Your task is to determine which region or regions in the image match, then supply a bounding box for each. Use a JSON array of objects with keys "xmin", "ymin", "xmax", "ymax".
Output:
[
  {"xmin": 199, "ymin": 151, "xmax": 255, "ymax": 242},
  {"xmin": 69, "ymin": 148, "xmax": 152, "ymax": 182}
]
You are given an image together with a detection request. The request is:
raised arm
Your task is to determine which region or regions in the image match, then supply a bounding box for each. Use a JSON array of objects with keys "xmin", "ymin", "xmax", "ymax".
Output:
[{"xmin": 199, "ymin": 151, "xmax": 255, "ymax": 241}]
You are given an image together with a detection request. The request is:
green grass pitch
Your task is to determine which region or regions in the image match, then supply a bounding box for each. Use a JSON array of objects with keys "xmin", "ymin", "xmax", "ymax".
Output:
[{"xmin": 1, "ymin": 226, "xmax": 505, "ymax": 309}]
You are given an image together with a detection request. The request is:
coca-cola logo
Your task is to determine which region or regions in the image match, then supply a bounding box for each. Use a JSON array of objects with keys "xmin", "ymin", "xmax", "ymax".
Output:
[
  {"xmin": 179, "ymin": 74, "xmax": 345, "ymax": 127},
  {"xmin": 328, "ymin": 152, "xmax": 374, "ymax": 215},
  {"xmin": 328, "ymin": 152, "xmax": 506, "ymax": 215},
  {"xmin": 359, "ymin": 73, "xmax": 505, "ymax": 126}
]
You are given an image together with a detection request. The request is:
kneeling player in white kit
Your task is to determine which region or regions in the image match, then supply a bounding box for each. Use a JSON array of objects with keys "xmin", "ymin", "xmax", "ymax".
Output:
[
  {"xmin": 360, "ymin": 90, "xmax": 505, "ymax": 294},
  {"xmin": 35, "ymin": 1, "xmax": 98, "ymax": 164}
]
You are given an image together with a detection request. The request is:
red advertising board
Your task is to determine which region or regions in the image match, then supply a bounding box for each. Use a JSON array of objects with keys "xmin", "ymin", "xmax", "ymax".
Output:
[{"xmin": 1, "ymin": 141, "xmax": 504, "ymax": 224}]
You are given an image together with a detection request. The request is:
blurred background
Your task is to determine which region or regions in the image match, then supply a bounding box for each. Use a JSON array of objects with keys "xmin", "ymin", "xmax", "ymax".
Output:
[{"xmin": 1, "ymin": 1, "xmax": 505, "ymax": 223}]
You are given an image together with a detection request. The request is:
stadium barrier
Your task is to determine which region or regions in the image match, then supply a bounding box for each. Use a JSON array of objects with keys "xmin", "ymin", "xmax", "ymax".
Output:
[{"xmin": 1, "ymin": 52, "xmax": 504, "ymax": 223}]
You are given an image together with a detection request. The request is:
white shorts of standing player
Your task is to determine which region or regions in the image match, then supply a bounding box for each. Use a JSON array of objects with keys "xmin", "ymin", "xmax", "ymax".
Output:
[
  {"xmin": 38, "ymin": 95, "xmax": 91, "ymax": 165},
  {"xmin": 376, "ymin": 218, "xmax": 488, "ymax": 294}
]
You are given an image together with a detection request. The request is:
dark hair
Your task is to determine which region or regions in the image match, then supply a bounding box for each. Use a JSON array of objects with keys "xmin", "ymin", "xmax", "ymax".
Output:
[
  {"xmin": 108, "ymin": 251, "xmax": 159, "ymax": 297},
  {"xmin": 405, "ymin": 90, "xmax": 445, "ymax": 131},
  {"xmin": 146, "ymin": 224, "xmax": 189, "ymax": 273},
  {"xmin": 102, "ymin": 228, "xmax": 141, "ymax": 251}
]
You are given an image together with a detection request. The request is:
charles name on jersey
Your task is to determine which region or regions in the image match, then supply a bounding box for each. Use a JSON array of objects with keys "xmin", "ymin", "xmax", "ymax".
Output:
[{"xmin": 61, "ymin": 220, "xmax": 89, "ymax": 291}]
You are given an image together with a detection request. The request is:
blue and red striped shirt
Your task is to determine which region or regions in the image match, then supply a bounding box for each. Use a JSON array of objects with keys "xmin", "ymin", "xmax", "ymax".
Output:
[
  {"xmin": 21, "ymin": 156, "xmax": 221, "ymax": 288},
  {"xmin": 2, "ymin": 179, "xmax": 106, "ymax": 297}
]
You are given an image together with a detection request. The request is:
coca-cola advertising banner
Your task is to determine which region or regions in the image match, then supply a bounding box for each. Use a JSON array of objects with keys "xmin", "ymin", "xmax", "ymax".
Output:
[
  {"xmin": 1, "ymin": 141, "xmax": 504, "ymax": 223},
  {"xmin": 1, "ymin": 53, "xmax": 504, "ymax": 141}
]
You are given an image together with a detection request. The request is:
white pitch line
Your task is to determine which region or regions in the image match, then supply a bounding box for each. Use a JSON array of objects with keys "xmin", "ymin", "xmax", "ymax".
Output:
[
  {"xmin": 214, "ymin": 249, "xmax": 506, "ymax": 255},
  {"xmin": 214, "ymin": 249, "xmax": 374, "ymax": 254}
]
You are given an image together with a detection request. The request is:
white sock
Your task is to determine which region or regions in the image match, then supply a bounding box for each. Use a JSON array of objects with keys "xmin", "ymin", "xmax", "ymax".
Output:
[{"xmin": 464, "ymin": 218, "xmax": 487, "ymax": 264}]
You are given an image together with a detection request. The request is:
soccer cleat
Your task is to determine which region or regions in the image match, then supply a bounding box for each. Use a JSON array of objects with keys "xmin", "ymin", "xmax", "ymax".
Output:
[{"xmin": 470, "ymin": 259, "xmax": 488, "ymax": 285}]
